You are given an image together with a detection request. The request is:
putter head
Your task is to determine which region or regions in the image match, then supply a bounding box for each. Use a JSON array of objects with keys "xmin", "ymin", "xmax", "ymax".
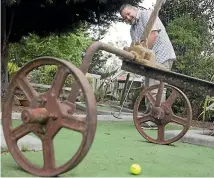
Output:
[{"xmin": 112, "ymin": 112, "xmax": 123, "ymax": 119}]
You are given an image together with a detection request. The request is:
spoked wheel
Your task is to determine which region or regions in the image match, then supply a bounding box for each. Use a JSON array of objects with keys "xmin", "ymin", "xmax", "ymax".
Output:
[
  {"xmin": 133, "ymin": 82, "xmax": 192, "ymax": 145},
  {"xmin": 2, "ymin": 57, "xmax": 97, "ymax": 176}
]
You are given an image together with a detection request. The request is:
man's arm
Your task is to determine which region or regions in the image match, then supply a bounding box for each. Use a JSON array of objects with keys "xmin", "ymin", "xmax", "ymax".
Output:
[
  {"xmin": 140, "ymin": 10, "xmax": 161, "ymax": 49},
  {"xmin": 147, "ymin": 30, "xmax": 158, "ymax": 49}
]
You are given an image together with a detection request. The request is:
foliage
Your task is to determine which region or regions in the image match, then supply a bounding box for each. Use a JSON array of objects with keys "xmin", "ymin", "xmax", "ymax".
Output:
[
  {"xmin": 88, "ymin": 52, "xmax": 120, "ymax": 79},
  {"xmin": 7, "ymin": 23, "xmax": 122, "ymax": 88},
  {"xmin": 88, "ymin": 52, "xmax": 110, "ymax": 75},
  {"xmin": 166, "ymin": 14, "xmax": 214, "ymax": 118},
  {"xmin": 198, "ymin": 77, "xmax": 214, "ymax": 122},
  {"xmin": 6, "ymin": 0, "xmax": 141, "ymax": 43},
  {"xmin": 28, "ymin": 65, "xmax": 57, "ymax": 85},
  {"xmin": 167, "ymin": 15, "xmax": 214, "ymax": 80},
  {"xmin": 5, "ymin": 0, "xmax": 214, "ymax": 43},
  {"xmin": 7, "ymin": 27, "xmax": 108, "ymax": 86},
  {"xmin": 28, "ymin": 65, "xmax": 93, "ymax": 88},
  {"xmin": 129, "ymin": 87, "xmax": 145, "ymax": 109},
  {"xmin": 200, "ymin": 96, "xmax": 214, "ymax": 122},
  {"xmin": 8, "ymin": 30, "xmax": 93, "ymax": 68},
  {"xmin": 8, "ymin": 21, "xmax": 120, "ymax": 82},
  {"xmin": 94, "ymin": 89, "xmax": 106, "ymax": 102},
  {"xmin": 2, "ymin": 0, "xmax": 142, "ymax": 96},
  {"xmin": 7, "ymin": 61, "xmax": 19, "ymax": 79},
  {"xmin": 160, "ymin": 0, "xmax": 214, "ymax": 31}
]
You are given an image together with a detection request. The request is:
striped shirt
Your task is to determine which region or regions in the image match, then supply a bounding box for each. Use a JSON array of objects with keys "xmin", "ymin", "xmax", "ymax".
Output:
[{"xmin": 130, "ymin": 9, "xmax": 176, "ymax": 64}]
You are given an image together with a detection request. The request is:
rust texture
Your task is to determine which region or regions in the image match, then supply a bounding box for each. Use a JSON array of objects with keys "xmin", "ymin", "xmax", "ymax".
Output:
[
  {"xmin": 122, "ymin": 61, "xmax": 214, "ymax": 97},
  {"xmin": 2, "ymin": 57, "xmax": 97, "ymax": 177},
  {"xmin": 133, "ymin": 82, "xmax": 192, "ymax": 145}
]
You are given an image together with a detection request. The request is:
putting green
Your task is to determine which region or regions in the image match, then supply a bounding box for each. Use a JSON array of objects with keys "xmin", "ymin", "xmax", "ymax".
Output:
[{"xmin": 1, "ymin": 120, "xmax": 214, "ymax": 177}]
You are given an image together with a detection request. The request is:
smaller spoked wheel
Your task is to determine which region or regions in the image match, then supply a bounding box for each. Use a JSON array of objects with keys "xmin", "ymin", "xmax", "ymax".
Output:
[
  {"xmin": 133, "ymin": 82, "xmax": 192, "ymax": 145},
  {"xmin": 2, "ymin": 57, "xmax": 97, "ymax": 177}
]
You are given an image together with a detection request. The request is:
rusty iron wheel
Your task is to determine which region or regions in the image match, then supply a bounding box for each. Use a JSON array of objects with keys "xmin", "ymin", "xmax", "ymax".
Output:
[
  {"xmin": 133, "ymin": 82, "xmax": 192, "ymax": 145},
  {"xmin": 2, "ymin": 57, "xmax": 97, "ymax": 177}
]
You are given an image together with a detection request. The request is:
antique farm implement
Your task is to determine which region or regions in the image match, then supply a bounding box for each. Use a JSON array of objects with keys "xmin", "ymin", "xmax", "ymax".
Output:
[{"xmin": 2, "ymin": 0, "xmax": 214, "ymax": 177}]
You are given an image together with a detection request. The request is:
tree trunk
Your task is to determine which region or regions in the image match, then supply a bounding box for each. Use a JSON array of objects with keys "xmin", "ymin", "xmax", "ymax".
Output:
[
  {"xmin": 1, "ymin": 1, "xmax": 9, "ymax": 100},
  {"xmin": 1, "ymin": 1, "xmax": 15, "ymax": 100},
  {"xmin": 1, "ymin": 48, "xmax": 9, "ymax": 99}
]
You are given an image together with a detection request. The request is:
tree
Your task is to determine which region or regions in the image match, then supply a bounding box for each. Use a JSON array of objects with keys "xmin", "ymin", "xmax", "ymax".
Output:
[
  {"xmin": 160, "ymin": 0, "xmax": 214, "ymax": 31},
  {"xmin": 8, "ymin": 29, "xmax": 92, "ymax": 68},
  {"xmin": 1, "ymin": 0, "xmax": 142, "ymax": 97},
  {"xmin": 166, "ymin": 14, "xmax": 214, "ymax": 117},
  {"xmin": 158, "ymin": 0, "xmax": 214, "ymax": 118},
  {"xmin": 167, "ymin": 14, "xmax": 214, "ymax": 79}
]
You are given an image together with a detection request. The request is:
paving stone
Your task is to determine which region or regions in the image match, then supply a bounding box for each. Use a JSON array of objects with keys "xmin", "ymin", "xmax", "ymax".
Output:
[
  {"xmin": 165, "ymin": 129, "xmax": 214, "ymax": 148},
  {"xmin": 1, "ymin": 125, "xmax": 42, "ymax": 152}
]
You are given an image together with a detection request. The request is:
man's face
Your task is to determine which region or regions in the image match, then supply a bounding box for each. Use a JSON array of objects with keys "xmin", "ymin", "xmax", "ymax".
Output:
[{"xmin": 121, "ymin": 7, "xmax": 137, "ymax": 25}]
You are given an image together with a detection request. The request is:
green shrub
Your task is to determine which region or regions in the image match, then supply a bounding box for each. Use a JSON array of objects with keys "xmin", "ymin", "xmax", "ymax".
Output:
[{"xmin": 8, "ymin": 62, "xmax": 19, "ymax": 80}]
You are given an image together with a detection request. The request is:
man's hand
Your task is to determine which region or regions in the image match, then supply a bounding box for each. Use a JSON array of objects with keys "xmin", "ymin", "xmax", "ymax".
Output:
[
  {"xmin": 124, "ymin": 42, "xmax": 156, "ymax": 62},
  {"xmin": 140, "ymin": 31, "xmax": 158, "ymax": 49},
  {"xmin": 123, "ymin": 43, "xmax": 166, "ymax": 70}
]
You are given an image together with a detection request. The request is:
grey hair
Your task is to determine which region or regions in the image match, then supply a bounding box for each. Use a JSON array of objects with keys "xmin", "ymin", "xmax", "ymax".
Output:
[{"xmin": 119, "ymin": 4, "xmax": 136, "ymax": 15}]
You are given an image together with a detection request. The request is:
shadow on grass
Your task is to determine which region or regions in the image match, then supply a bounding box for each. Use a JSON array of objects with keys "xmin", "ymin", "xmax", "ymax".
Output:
[
  {"xmin": 8, "ymin": 162, "xmax": 78, "ymax": 177},
  {"xmin": 136, "ymin": 139, "xmax": 178, "ymax": 147},
  {"xmin": 6, "ymin": 164, "xmax": 32, "ymax": 176}
]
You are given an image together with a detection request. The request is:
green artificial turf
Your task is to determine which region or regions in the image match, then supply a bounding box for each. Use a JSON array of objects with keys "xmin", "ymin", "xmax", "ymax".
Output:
[{"xmin": 1, "ymin": 120, "xmax": 214, "ymax": 177}]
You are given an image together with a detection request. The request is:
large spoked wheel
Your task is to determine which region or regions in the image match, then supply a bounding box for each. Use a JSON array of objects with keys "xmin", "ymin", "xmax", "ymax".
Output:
[
  {"xmin": 133, "ymin": 82, "xmax": 192, "ymax": 145},
  {"xmin": 2, "ymin": 57, "xmax": 97, "ymax": 176}
]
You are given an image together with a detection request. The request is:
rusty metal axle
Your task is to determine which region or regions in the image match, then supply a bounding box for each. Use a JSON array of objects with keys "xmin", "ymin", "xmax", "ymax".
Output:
[{"xmin": 21, "ymin": 108, "xmax": 51, "ymax": 124}]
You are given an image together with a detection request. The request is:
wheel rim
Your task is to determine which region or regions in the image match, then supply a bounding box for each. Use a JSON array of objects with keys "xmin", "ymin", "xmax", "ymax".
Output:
[
  {"xmin": 133, "ymin": 83, "xmax": 192, "ymax": 145},
  {"xmin": 2, "ymin": 57, "xmax": 97, "ymax": 176}
]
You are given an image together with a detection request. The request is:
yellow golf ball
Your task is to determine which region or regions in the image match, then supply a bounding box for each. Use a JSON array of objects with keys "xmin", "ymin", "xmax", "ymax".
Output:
[{"xmin": 130, "ymin": 164, "xmax": 141, "ymax": 175}]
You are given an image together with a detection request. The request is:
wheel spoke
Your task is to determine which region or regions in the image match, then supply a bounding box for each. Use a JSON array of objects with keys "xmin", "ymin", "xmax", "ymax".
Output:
[
  {"xmin": 42, "ymin": 138, "xmax": 56, "ymax": 170},
  {"xmin": 46, "ymin": 120, "xmax": 62, "ymax": 138},
  {"xmin": 165, "ymin": 90, "xmax": 178, "ymax": 106},
  {"xmin": 138, "ymin": 114, "xmax": 153, "ymax": 123},
  {"xmin": 157, "ymin": 124, "xmax": 165, "ymax": 141},
  {"xmin": 11, "ymin": 124, "xmax": 31, "ymax": 141},
  {"xmin": 16, "ymin": 77, "xmax": 38, "ymax": 102},
  {"xmin": 61, "ymin": 115, "xmax": 86, "ymax": 133},
  {"xmin": 49, "ymin": 66, "xmax": 69, "ymax": 98},
  {"xmin": 11, "ymin": 123, "xmax": 40, "ymax": 141},
  {"xmin": 60, "ymin": 100, "xmax": 76, "ymax": 115},
  {"xmin": 155, "ymin": 82, "xmax": 165, "ymax": 107},
  {"xmin": 145, "ymin": 92, "xmax": 156, "ymax": 106},
  {"xmin": 171, "ymin": 115, "xmax": 187, "ymax": 126}
]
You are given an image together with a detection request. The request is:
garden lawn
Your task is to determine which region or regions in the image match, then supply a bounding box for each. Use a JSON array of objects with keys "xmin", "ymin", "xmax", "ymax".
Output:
[{"xmin": 1, "ymin": 120, "xmax": 214, "ymax": 177}]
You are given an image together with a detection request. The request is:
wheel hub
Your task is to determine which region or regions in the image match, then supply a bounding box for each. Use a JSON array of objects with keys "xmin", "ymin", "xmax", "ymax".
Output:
[
  {"xmin": 151, "ymin": 107, "xmax": 165, "ymax": 119},
  {"xmin": 151, "ymin": 104, "xmax": 172, "ymax": 125},
  {"xmin": 21, "ymin": 108, "xmax": 52, "ymax": 124}
]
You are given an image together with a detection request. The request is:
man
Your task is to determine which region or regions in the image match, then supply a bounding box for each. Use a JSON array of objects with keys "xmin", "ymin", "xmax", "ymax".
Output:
[{"xmin": 120, "ymin": 4, "xmax": 176, "ymax": 128}]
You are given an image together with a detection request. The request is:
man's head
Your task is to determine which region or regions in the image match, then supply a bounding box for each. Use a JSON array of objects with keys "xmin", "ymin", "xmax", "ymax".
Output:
[{"xmin": 120, "ymin": 4, "xmax": 138, "ymax": 25}]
